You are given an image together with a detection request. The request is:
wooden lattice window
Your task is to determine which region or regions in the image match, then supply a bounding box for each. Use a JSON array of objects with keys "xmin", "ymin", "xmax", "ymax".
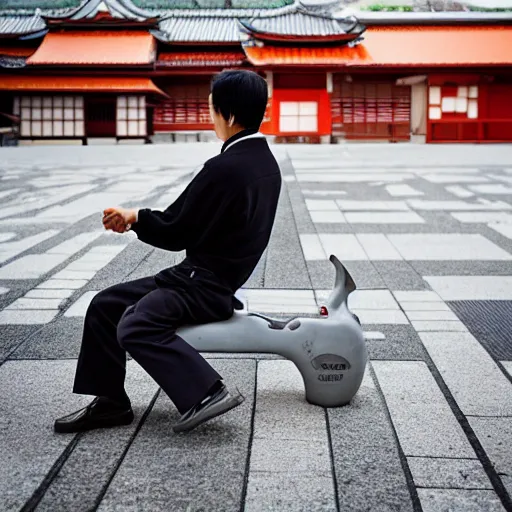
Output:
[
  {"xmin": 16, "ymin": 96, "xmax": 84, "ymax": 138},
  {"xmin": 116, "ymin": 96, "xmax": 147, "ymax": 137}
]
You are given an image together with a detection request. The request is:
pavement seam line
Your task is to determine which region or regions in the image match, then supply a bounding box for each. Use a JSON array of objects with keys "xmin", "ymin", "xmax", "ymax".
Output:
[
  {"xmin": 92, "ymin": 388, "xmax": 161, "ymax": 511},
  {"xmin": 20, "ymin": 433, "xmax": 84, "ymax": 512},
  {"xmin": 324, "ymin": 408, "xmax": 341, "ymax": 512},
  {"xmin": 239, "ymin": 359, "xmax": 258, "ymax": 512}
]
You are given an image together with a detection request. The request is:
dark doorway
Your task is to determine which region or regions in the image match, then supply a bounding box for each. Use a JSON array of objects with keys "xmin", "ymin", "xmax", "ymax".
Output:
[{"xmin": 85, "ymin": 96, "xmax": 116, "ymax": 137}]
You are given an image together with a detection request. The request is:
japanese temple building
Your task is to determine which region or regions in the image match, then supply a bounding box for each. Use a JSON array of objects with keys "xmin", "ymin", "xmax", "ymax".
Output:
[{"xmin": 1, "ymin": 0, "xmax": 511, "ymax": 145}]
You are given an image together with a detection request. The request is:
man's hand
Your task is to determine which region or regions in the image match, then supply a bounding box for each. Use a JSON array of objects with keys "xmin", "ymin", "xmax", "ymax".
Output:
[{"xmin": 103, "ymin": 207, "xmax": 138, "ymax": 233}]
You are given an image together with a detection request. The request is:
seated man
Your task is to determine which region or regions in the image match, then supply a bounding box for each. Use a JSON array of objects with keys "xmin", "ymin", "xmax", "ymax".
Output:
[{"xmin": 55, "ymin": 70, "xmax": 282, "ymax": 434}]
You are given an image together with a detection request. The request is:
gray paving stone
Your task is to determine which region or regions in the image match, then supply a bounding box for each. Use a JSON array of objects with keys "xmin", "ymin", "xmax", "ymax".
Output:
[
  {"xmin": 407, "ymin": 457, "xmax": 493, "ymax": 489},
  {"xmin": 372, "ymin": 261, "xmax": 428, "ymax": 290},
  {"xmin": 0, "ymin": 324, "xmax": 40, "ymax": 363},
  {"xmin": 372, "ymin": 361, "xmax": 476, "ymax": 458},
  {"xmin": 468, "ymin": 417, "xmax": 512, "ymax": 497},
  {"xmin": 97, "ymin": 359, "xmax": 255, "ymax": 512},
  {"xmin": 419, "ymin": 332, "xmax": 512, "ymax": 416},
  {"xmin": 35, "ymin": 362, "xmax": 158, "ymax": 512},
  {"xmin": 252, "ymin": 360, "xmax": 327, "ymax": 442},
  {"xmin": 417, "ymin": 489, "xmax": 506, "ymax": 512},
  {"xmin": 0, "ymin": 360, "xmax": 91, "ymax": 511},
  {"xmin": 328, "ymin": 371, "xmax": 414, "ymax": 512},
  {"xmin": 10, "ymin": 317, "xmax": 85, "ymax": 359},
  {"xmin": 245, "ymin": 473, "xmax": 336, "ymax": 512},
  {"xmin": 264, "ymin": 186, "xmax": 312, "ymax": 288},
  {"xmin": 365, "ymin": 325, "xmax": 427, "ymax": 361}
]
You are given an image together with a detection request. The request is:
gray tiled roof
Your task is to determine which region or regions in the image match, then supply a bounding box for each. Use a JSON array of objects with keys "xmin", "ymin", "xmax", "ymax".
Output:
[
  {"xmin": 241, "ymin": 10, "xmax": 351, "ymax": 36},
  {"xmin": 0, "ymin": 15, "xmax": 46, "ymax": 35},
  {"xmin": 154, "ymin": 17, "xmax": 243, "ymax": 42}
]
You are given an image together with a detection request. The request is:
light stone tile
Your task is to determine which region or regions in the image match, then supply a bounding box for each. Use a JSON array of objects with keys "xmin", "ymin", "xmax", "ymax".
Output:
[
  {"xmin": 6, "ymin": 298, "xmax": 64, "ymax": 310},
  {"xmin": 24, "ymin": 288, "xmax": 75, "ymax": 299},
  {"xmin": 64, "ymin": 291, "xmax": 99, "ymax": 317},
  {"xmin": 244, "ymin": 289, "xmax": 315, "ymax": 301},
  {"xmin": 372, "ymin": 361, "xmax": 476, "ymax": 458},
  {"xmin": 401, "ymin": 302, "xmax": 451, "ymax": 312},
  {"xmin": 336, "ymin": 200, "xmax": 410, "ymax": 211},
  {"xmin": 445, "ymin": 185, "xmax": 475, "ymax": 198},
  {"xmin": 352, "ymin": 309, "xmax": 409, "ymax": 325},
  {"xmin": 488, "ymin": 223, "xmax": 512, "ymax": 240},
  {"xmin": 315, "ymin": 289, "xmax": 401, "ymax": 310},
  {"xmin": 301, "ymin": 189, "xmax": 347, "ymax": 196},
  {"xmin": 394, "ymin": 291, "xmax": 442, "ymax": 302},
  {"xmin": 299, "ymin": 234, "xmax": 327, "ymax": 261},
  {"xmin": 0, "ymin": 230, "xmax": 60, "ymax": 263},
  {"xmin": 407, "ymin": 199, "xmax": 511, "ymax": 211},
  {"xmin": 412, "ymin": 321, "xmax": 469, "ymax": 332},
  {"xmin": 310, "ymin": 210, "xmax": 346, "ymax": 223},
  {"xmin": 364, "ymin": 331, "xmax": 385, "ymax": 340},
  {"xmin": 388, "ymin": 234, "xmax": 512, "ymax": 261},
  {"xmin": 249, "ymin": 303, "xmax": 319, "ymax": 315},
  {"xmin": 344, "ymin": 212, "xmax": 425, "ymax": 224},
  {"xmin": 452, "ymin": 212, "xmax": 512, "ymax": 224},
  {"xmin": 501, "ymin": 361, "xmax": 512, "ymax": 378},
  {"xmin": 422, "ymin": 174, "xmax": 490, "ymax": 184},
  {"xmin": 385, "ymin": 184, "xmax": 424, "ymax": 197},
  {"xmin": 52, "ymin": 270, "xmax": 97, "ymax": 280},
  {"xmin": 64, "ymin": 260, "xmax": 109, "ymax": 271},
  {"xmin": 36, "ymin": 279, "xmax": 88, "ymax": 290},
  {"xmin": 356, "ymin": 234, "xmax": 403, "ymax": 260},
  {"xmin": 419, "ymin": 331, "xmax": 512, "ymax": 416},
  {"xmin": 407, "ymin": 457, "xmax": 492, "ymax": 489},
  {"xmin": 305, "ymin": 199, "xmax": 339, "ymax": 211},
  {"xmin": 319, "ymin": 234, "xmax": 368, "ymax": 261},
  {"xmin": 0, "ymin": 232, "xmax": 16, "ymax": 242},
  {"xmin": 406, "ymin": 310, "xmax": 459, "ymax": 321},
  {"xmin": 0, "ymin": 253, "xmax": 69, "ymax": 279},
  {"xmin": 424, "ymin": 276, "xmax": 512, "ymax": 301},
  {"xmin": 46, "ymin": 232, "xmax": 102, "ymax": 254},
  {"xmin": 417, "ymin": 489, "xmax": 505, "ymax": 512},
  {"xmin": 0, "ymin": 309, "xmax": 58, "ymax": 324},
  {"xmin": 469, "ymin": 184, "xmax": 512, "ymax": 194},
  {"xmin": 296, "ymin": 173, "xmax": 413, "ymax": 183}
]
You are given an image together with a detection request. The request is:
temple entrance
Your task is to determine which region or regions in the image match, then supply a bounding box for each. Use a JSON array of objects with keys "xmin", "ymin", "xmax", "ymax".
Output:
[{"xmin": 85, "ymin": 96, "xmax": 116, "ymax": 137}]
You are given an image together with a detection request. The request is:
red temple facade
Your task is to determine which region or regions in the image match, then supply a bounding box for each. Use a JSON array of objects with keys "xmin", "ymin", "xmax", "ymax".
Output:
[{"xmin": 0, "ymin": 0, "xmax": 511, "ymax": 145}]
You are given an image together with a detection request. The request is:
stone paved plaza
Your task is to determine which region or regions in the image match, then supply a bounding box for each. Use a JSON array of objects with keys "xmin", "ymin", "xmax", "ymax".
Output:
[{"xmin": 1, "ymin": 142, "xmax": 512, "ymax": 512}]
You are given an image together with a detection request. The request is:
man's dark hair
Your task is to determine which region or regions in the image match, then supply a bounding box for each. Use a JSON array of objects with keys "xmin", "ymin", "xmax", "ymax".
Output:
[{"xmin": 211, "ymin": 70, "xmax": 268, "ymax": 129}]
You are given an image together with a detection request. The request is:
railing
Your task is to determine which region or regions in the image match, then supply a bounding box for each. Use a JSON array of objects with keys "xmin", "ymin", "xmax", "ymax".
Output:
[{"xmin": 428, "ymin": 118, "xmax": 512, "ymax": 143}]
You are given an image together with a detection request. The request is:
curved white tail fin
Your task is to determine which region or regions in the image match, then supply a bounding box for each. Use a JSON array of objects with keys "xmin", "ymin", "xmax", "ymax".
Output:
[{"xmin": 325, "ymin": 254, "xmax": 356, "ymax": 312}]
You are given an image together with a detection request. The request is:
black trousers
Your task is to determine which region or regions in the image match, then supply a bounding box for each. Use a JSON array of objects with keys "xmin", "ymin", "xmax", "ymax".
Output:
[{"xmin": 73, "ymin": 262, "xmax": 234, "ymax": 414}]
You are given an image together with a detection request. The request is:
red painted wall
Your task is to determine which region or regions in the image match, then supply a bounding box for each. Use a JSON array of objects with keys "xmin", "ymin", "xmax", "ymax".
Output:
[{"xmin": 264, "ymin": 88, "xmax": 331, "ymax": 136}]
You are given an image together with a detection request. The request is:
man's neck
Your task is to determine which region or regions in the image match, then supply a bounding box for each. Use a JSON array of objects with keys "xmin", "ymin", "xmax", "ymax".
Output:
[{"xmin": 221, "ymin": 128, "xmax": 259, "ymax": 153}]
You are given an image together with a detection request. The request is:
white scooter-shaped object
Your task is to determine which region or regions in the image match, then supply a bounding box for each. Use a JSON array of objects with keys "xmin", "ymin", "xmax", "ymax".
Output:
[{"xmin": 178, "ymin": 255, "xmax": 367, "ymax": 407}]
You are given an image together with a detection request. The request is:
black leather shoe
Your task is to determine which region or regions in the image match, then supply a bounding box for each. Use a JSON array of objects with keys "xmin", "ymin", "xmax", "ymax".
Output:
[
  {"xmin": 173, "ymin": 384, "xmax": 245, "ymax": 433},
  {"xmin": 54, "ymin": 397, "xmax": 134, "ymax": 433}
]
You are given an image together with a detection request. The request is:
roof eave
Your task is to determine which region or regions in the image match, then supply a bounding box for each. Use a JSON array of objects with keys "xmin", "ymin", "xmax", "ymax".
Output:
[{"xmin": 340, "ymin": 11, "xmax": 512, "ymax": 25}]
